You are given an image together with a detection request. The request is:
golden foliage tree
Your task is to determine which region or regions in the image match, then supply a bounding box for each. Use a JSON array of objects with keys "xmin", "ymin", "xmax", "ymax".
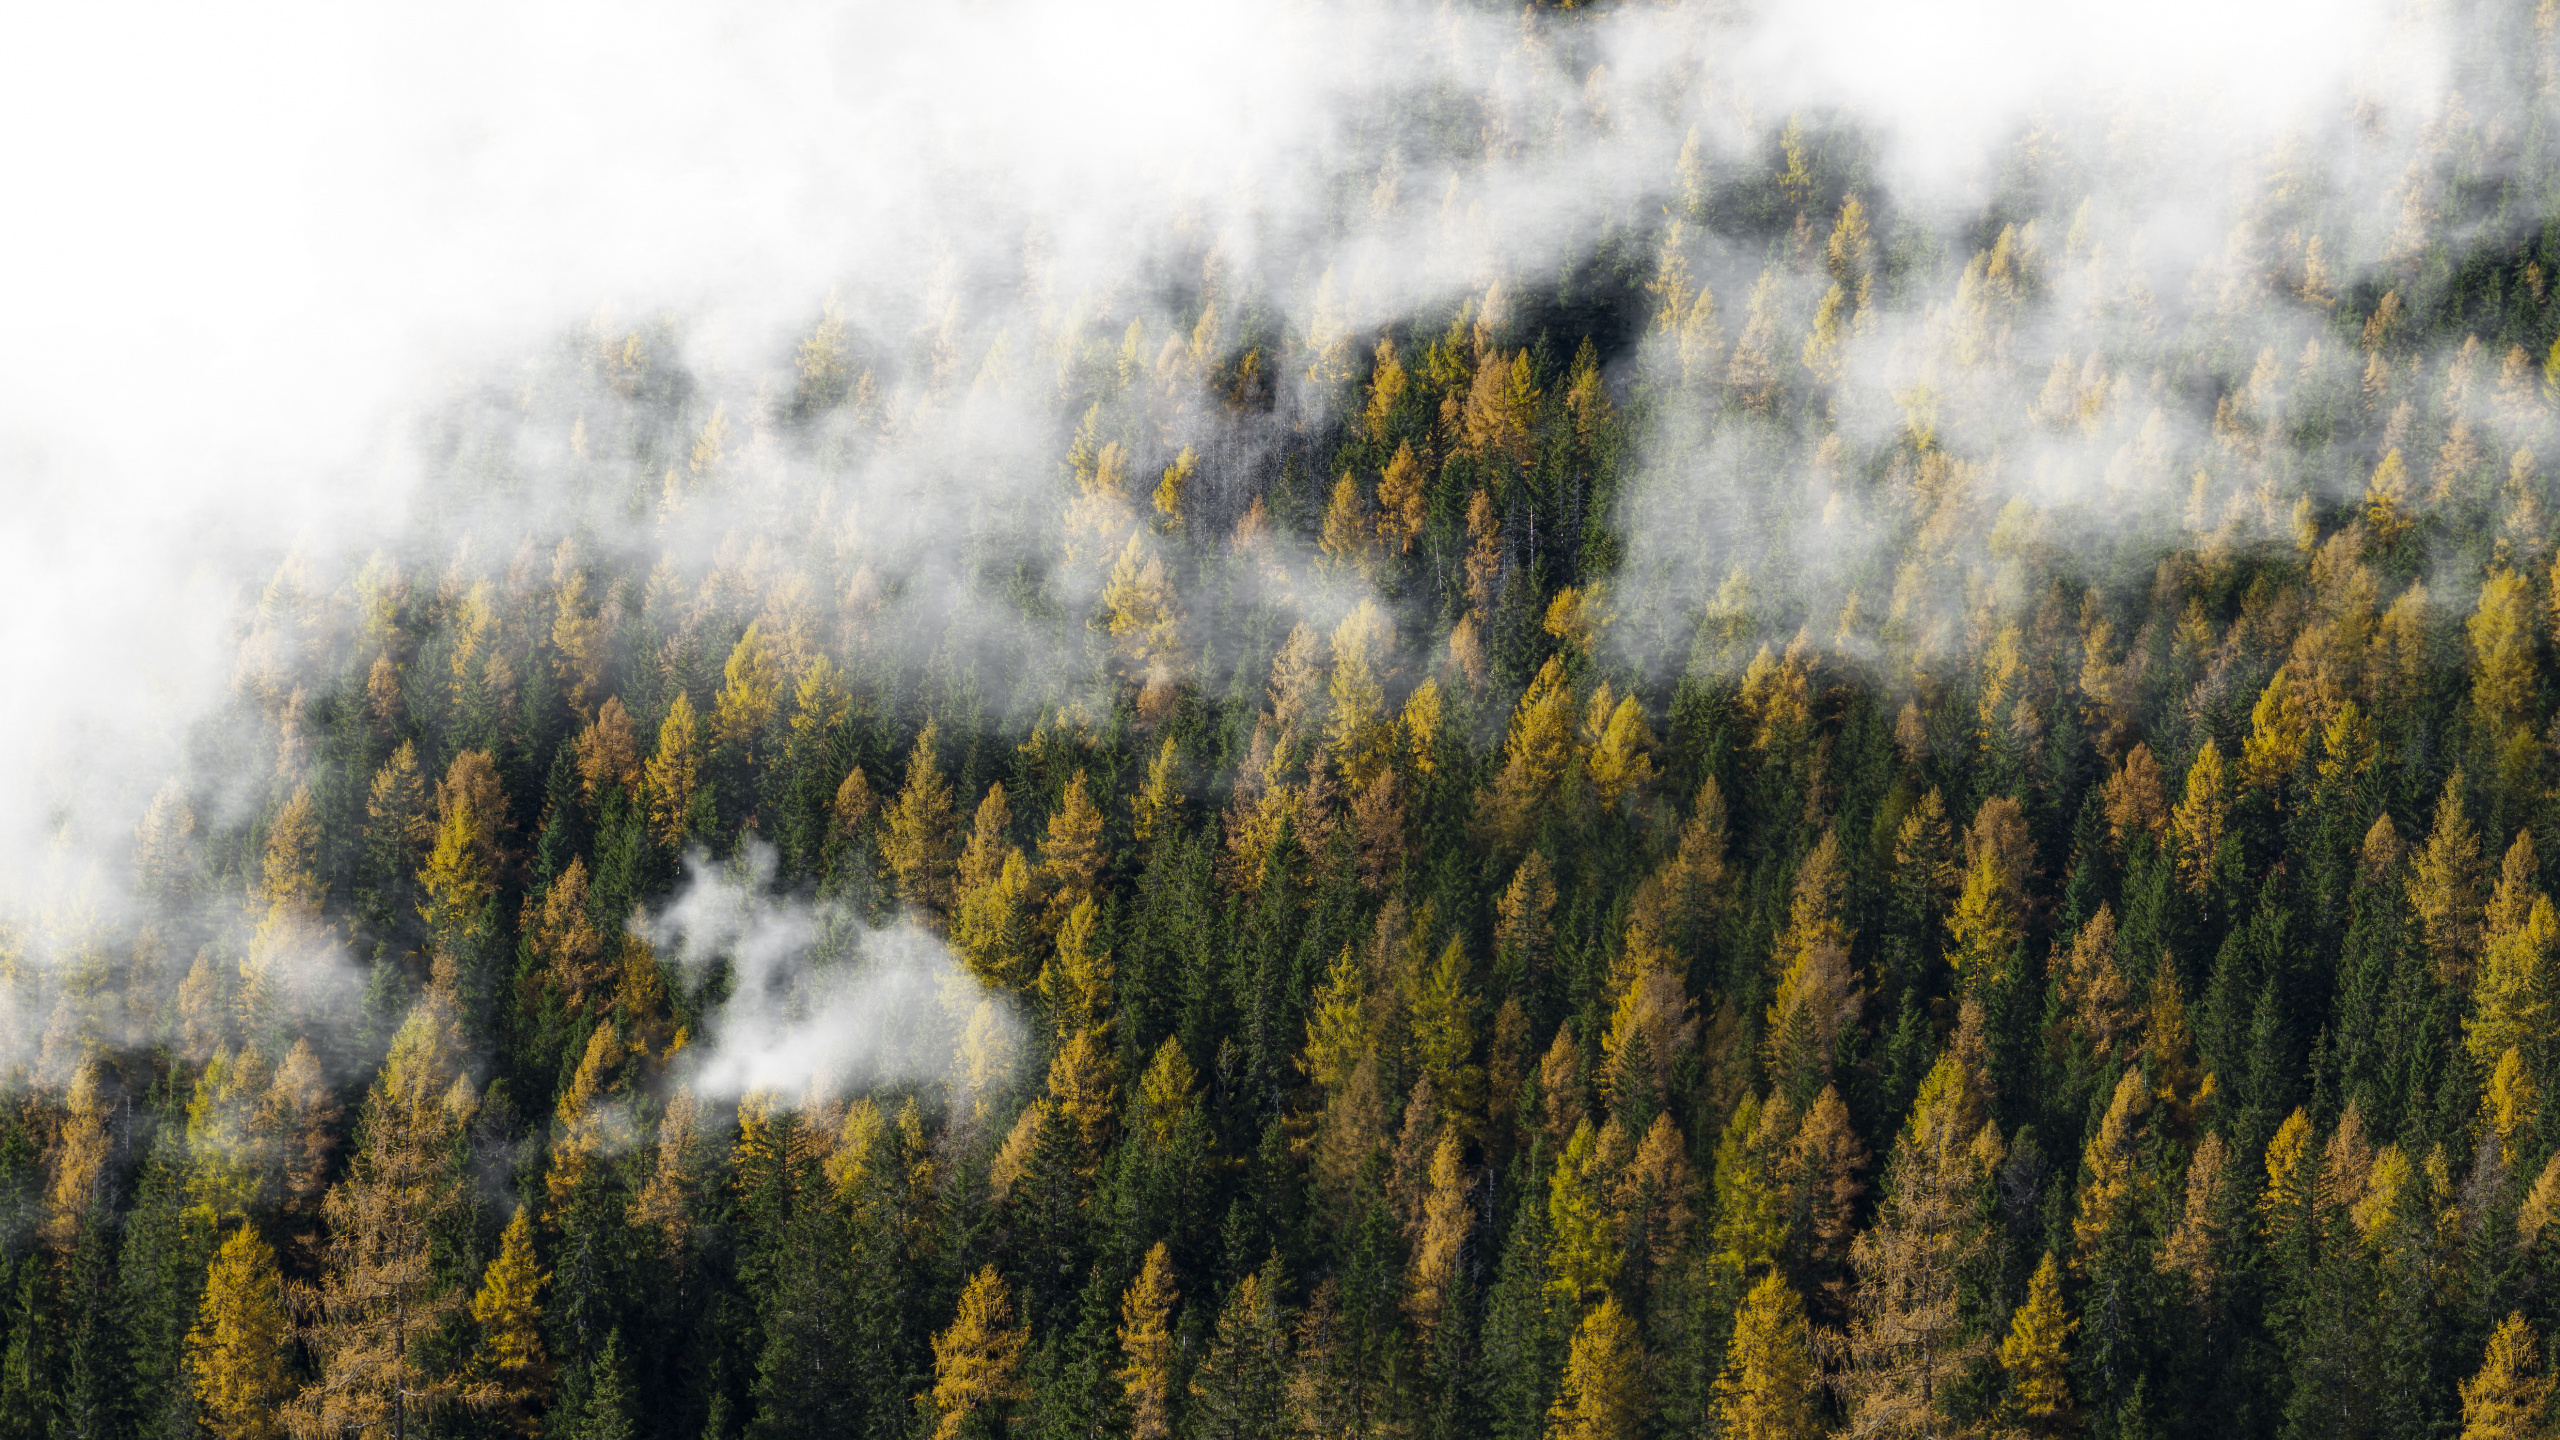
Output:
[
  {"xmin": 1486, "ymin": 656, "xmax": 1579, "ymax": 844},
  {"xmin": 571, "ymin": 697, "xmax": 642, "ymax": 805},
  {"xmin": 641, "ymin": 693, "xmax": 703, "ymax": 849},
  {"xmin": 1547, "ymin": 1120, "xmax": 1624, "ymax": 1305},
  {"xmin": 2238, "ymin": 666, "xmax": 2312, "ymax": 796},
  {"xmin": 1547, "ymin": 1296, "xmax": 1646, "ymax": 1440},
  {"xmin": 1039, "ymin": 897, "xmax": 1113, "ymax": 1041},
  {"xmin": 2469, "ymin": 895, "xmax": 2554, "ymax": 1068},
  {"xmin": 925, "ymin": 1266, "xmax": 1028, "ymax": 1440},
  {"xmin": 882, "ymin": 722, "xmax": 960, "ymax": 923},
  {"xmin": 2411, "ymin": 772, "xmax": 2487, "ymax": 988},
  {"xmin": 1102, "ymin": 535, "xmax": 1182, "ymax": 697},
  {"xmin": 1710, "ymin": 1273, "xmax": 1822, "ymax": 1440},
  {"xmin": 189, "ymin": 1225, "xmax": 294, "ymax": 1440},
  {"xmin": 419, "ymin": 750, "xmax": 503, "ymax": 942},
  {"xmin": 546, "ymin": 1021, "xmax": 627, "ymax": 1216},
  {"xmin": 366, "ymin": 741, "xmax": 434, "ymax": 872},
  {"xmin": 2001, "ymin": 1251, "xmax": 2076, "ymax": 1427},
  {"xmin": 1405, "ymin": 1133, "xmax": 1471, "ymax": 1335},
  {"xmin": 710, "ymin": 621, "xmax": 780, "ymax": 761},
  {"xmin": 470, "ymin": 1205, "xmax": 552, "ymax": 1430},
  {"xmin": 1036, "ymin": 770, "xmax": 1108, "ymax": 938},
  {"xmin": 2073, "ymin": 1069, "xmax": 2150, "ymax": 1265},
  {"xmin": 2056, "ymin": 904, "xmax": 2139, "ymax": 1059},
  {"xmin": 1117, "ymin": 1242, "xmax": 1179, "ymax": 1440},
  {"xmin": 2470, "ymin": 568, "xmax": 2540, "ymax": 741},
  {"xmin": 1326, "ymin": 601, "xmax": 1398, "ymax": 787},
  {"xmin": 1318, "ymin": 473, "xmax": 1377, "ymax": 574},
  {"xmin": 1375, "ymin": 442, "xmax": 1427, "ymax": 554},
  {"xmin": 1838, "ymin": 1055, "xmax": 2002, "ymax": 1438},
  {"xmin": 2460, "ymin": 1313, "xmax": 2558, "ymax": 1440},
  {"xmin": 289, "ymin": 978, "xmax": 484, "ymax": 1439},
  {"xmin": 2169, "ymin": 741, "xmax": 2230, "ymax": 894},
  {"xmin": 1583, "ymin": 691, "xmax": 1657, "ymax": 810}
]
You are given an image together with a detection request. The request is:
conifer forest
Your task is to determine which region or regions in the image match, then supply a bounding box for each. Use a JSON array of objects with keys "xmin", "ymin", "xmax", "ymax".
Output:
[{"xmin": 37, "ymin": 1, "xmax": 2560, "ymax": 1437}]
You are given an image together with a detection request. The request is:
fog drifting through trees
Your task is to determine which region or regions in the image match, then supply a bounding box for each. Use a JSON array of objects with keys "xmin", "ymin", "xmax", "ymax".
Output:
[{"xmin": 6, "ymin": 1, "xmax": 2560, "ymax": 1438}]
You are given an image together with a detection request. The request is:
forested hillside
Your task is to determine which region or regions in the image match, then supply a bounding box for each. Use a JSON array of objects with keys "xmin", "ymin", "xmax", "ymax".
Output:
[{"xmin": 19, "ymin": 2, "xmax": 2560, "ymax": 1438}]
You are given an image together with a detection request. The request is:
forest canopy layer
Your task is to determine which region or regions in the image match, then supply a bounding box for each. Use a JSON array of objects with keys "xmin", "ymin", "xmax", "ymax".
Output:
[{"xmin": 13, "ymin": 2, "xmax": 2560, "ymax": 1439}]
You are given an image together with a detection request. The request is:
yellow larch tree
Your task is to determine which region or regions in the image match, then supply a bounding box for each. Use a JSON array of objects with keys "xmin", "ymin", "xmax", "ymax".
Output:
[
  {"xmin": 1375, "ymin": 442, "xmax": 1427, "ymax": 554},
  {"xmin": 1410, "ymin": 934, "xmax": 1481, "ymax": 1121},
  {"xmin": 1708, "ymin": 1093, "xmax": 1789, "ymax": 1283},
  {"xmin": 571, "ymin": 697, "xmax": 642, "ymax": 806},
  {"xmin": 709, "ymin": 621, "xmax": 780, "ymax": 761},
  {"xmin": 1131, "ymin": 738, "xmax": 1181, "ymax": 844},
  {"xmin": 2410, "ymin": 772, "xmax": 2487, "ymax": 988},
  {"xmin": 2170, "ymin": 741, "xmax": 2230, "ymax": 894},
  {"xmin": 2055, "ymin": 904, "xmax": 2139, "ymax": 1060},
  {"xmin": 1152, "ymin": 445, "xmax": 1199, "ymax": 532},
  {"xmin": 1451, "ymin": 493, "xmax": 1502, "ymax": 686},
  {"xmin": 2159, "ymin": 1132, "xmax": 2231, "ymax": 1300},
  {"xmin": 1101, "ymin": 534, "xmax": 1182, "ymax": 690},
  {"xmin": 1582, "ymin": 692, "xmax": 1656, "ymax": 810},
  {"xmin": 1710, "ymin": 1272, "xmax": 1822, "ymax": 1440},
  {"xmin": 470, "ymin": 1205, "xmax": 552, "ymax": 1430},
  {"xmin": 1326, "ymin": 601, "xmax": 1397, "ymax": 788},
  {"xmin": 1038, "ymin": 897, "xmax": 1113, "ymax": 1041},
  {"xmin": 2073, "ymin": 1069, "xmax": 2150, "ymax": 1267},
  {"xmin": 1838, "ymin": 1055, "xmax": 2002, "ymax": 1438},
  {"xmin": 881, "ymin": 722, "xmax": 960, "ymax": 923},
  {"xmin": 1117, "ymin": 1243, "xmax": 1179, "ymax": 1440},
  {"xmin": 784, "ymin": 653, "xmax": 849, "ymax": 770},
  {"xmin": 641, "ymin": 693, "xmax": 703, "ymax": 849},
  {"xmin": 2488, "ymin": 1047, "xmax": 2541, "ymax": 1165},
  {"xmin": 1401, "ymin": 676, "xmax": 1444, "ymax": 776},
  {"xmin": 1404, "ymin": 1133, "xmax": 1471, "ymax": 1336},
  {"xmin": 366, "ymin": 741, "xmax": 434, "ymax": 872},
  {"xmin": 1546, "ymin": 1296, "xmax": 1645, "ymax": 1440},
  {"xmin": 925, "ymin": 1266, "xmax": 1028, "ymax": 1440},
  {"xmin": 547, "ymin": 1021, "xmax": 627, "ymax": 1216},
  {"xmin": 1364, "ymin": 338, "xmax": 1407, "ymax": 444},
  {"xmin": 1600, "ymin": 960, "xmax": 1698, "ymax": 1118},
  {"xmin": 2460, "ymin": 1313, "xmax": 2558, "ymax": 1440},
  {"xmin": 1485, "ymin": 656, "xmax": 1578, "ymax": 844},
  {"xmin": 2318, "ymin": 700, "xmax": 2378, "ymax": 783},
  {"xmin": 2489, "ymin": 830, "xmax": 2543, "ymax": 942},
  {"xmin": 1134, "ymin": 1038, "xmax": 1197, "ymax": 1149},
  {"xmin": 1946, "ymin": 796, "xmax": 2031, "ymax": 975},
  {"xmin": 2468, "ymin": 894, "xmax": 2554, "ymax": 1069},
  {"xmin": 1318, "ymin": 473, "xmax": 1377, "ymax": 574},
  {"xmin": 2470, "ymin": 567, "xmax": 2540, "ymax": 742},
  {"xmin": 260, "ymin": 1038, "xmax": 342, "ymax": 1217},
  {"xmin": 1464, "ymin": 350, "xmax": 1542, "ymax": 467},
  {"xmin": 1547, "ymin": 1120, "xmax": 1624, "ymax": 1306},
  {"xmin": 2001, "ymin": 1251, "xmax": 2077, "ymax": 1428},
  {"xmin": 290, "ymin": 969, "xmax": 484, "ymax": 1440},
  {"xmin": 2239, "ymin": 666, "xmax": 2312, "ymax": 796},
  {"xmin": 44, "ymin": 1058, "xmax": 114, "ymax": 1252},
  {"xmin": 418, "ymin": 750, "xmax": 504, "ymax": 942},
  {"xmin": 2259, "ymin": 1107, "xmax": 2317, "ymax": 1247},
  {"xmin": 952, "ymin": 788, "xmax": 1034, "ymax": 993},
  {"xmin": 1763, "ymin": 864, "xmax": 1859, "ymax": 1102},
  {"xmin": 189, "ymin": 1225, "xmax": 294, "ymax": 1440},
  {"xmin": 1037, "ymin": 770, "xmax": 1108, "ymax": 938}
]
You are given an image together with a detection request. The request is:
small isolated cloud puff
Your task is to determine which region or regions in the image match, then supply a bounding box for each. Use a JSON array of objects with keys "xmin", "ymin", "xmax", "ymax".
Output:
[{"xmin": 639, "ymin": 843, "xmax": 1020, "ymax": 1102}]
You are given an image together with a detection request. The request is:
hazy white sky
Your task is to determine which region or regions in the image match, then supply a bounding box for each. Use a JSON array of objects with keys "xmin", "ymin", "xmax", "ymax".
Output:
[{"xmin": 0, "ymin": 0, "xmax": 2434, "ymax": 897}]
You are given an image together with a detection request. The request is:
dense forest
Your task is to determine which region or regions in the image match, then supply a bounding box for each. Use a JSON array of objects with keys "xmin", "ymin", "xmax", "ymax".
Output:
[{"xmin": 24, "ymin": 2, "xmax": 2560, "ymax": 1438}]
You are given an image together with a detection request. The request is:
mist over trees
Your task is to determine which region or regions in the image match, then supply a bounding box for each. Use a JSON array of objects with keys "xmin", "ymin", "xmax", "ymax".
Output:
[{"xmin": 16, "ymin": 0, "xmax": 2560, "ymax": 1438}]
